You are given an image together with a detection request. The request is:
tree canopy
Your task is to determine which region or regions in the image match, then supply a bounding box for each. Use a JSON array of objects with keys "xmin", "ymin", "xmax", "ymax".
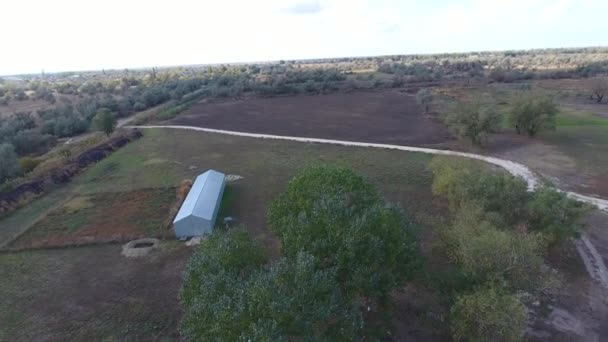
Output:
[{"xmin": 509, "ymin": 95, "xmax": 558, "ymax": 137}]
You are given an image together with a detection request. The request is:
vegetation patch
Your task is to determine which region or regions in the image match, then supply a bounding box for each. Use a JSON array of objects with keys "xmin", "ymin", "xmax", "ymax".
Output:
[{"xmin": 10, "ymin": 188, "xmax": 175, "ymax": 249}]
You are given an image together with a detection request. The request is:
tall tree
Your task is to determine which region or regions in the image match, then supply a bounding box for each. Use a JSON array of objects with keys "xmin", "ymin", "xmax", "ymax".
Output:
[
  {"xmin": 92, "ymin": 108, "xmax": 117, "ymax": 136},
  {"xmin": 509, "ymin": 95, "xmax": 558, "ymax": 137}
]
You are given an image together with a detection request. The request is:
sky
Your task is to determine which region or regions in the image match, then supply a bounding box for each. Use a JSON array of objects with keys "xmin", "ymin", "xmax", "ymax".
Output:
[{"xmin": 1, "ymin": 0, "xmax": 607, "ymax": 75}]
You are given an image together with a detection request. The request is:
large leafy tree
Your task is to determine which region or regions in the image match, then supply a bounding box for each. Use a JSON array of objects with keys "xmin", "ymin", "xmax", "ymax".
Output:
[
  {"xmin": 444, "ymin": 102, "xmax": 501, "ymax": 146},
  {"xmin": 268, "ymin": 165, "xmax": 420, "ymax": 302},
  {"xmin": 179, "ymin": 229, "xmax": 359, "ymax": 341},
  {"xmin": 509, "ymin": 95, "xmax": 558, "ymax": 137}
]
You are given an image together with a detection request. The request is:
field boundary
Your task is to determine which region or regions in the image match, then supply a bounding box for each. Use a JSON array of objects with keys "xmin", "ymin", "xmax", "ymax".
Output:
[{"xmin": 128, "ymin": 124, "xmax": 608, "ymax": 290}]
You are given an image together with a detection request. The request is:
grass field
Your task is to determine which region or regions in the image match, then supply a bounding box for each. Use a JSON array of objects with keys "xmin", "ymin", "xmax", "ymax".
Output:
[{"xmin": 0, "ymin": 127, "xmax": 453, "ymax": 340}]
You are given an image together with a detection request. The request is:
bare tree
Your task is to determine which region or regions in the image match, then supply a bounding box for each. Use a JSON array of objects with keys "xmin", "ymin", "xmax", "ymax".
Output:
[{"xmin": 591, "ymin": 78, "xmax": 608, "ymax": 103}]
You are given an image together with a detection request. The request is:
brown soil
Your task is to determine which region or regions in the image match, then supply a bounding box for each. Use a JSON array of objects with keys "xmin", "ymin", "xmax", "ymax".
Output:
[
  {"xmin": 10, "ymin": 188, "xmax": 175, "ymax": 250},
  {"xmin": 169, "ymin": 91, "xmax": 453, "ymax": 147}
]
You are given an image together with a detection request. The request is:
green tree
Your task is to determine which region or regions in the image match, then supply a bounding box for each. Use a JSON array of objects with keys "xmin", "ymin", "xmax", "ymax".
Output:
[
  {"xmin": 509, "ymin": 95, "xmax": 558, "ymax": 137},
  {"xmin": 0, "ymin": 143, "xmax": 19, "ymax": 182},
  {"xmin": 451, "ymin": 287, "xmax": 527, "ymax": 342},
  {"xmin": 180, "ymin": 229, "xmax": 359, "ymax": 341},
  {"xmin": 92, "ymin": 108, "xmax": 117, "ymax": 136},
  {"xmin": 447, "ymin": 208, "xmax": 548, "ymax": 291},
  {"xmin": 444, "ymin": 102, "xmax": 500, "ymax": 145},
  {"xmin": 268, "ymin": 165, "xmax": 420, "ymax": 302},
  {"xmin": 180, "ymin": 229, "xmax": 268, "ymax": 340},
  {"xmin": 527, "ymin": 187, "xmax": 589, "ymax": 245},
  {"xmin": 430, "ymin": 156, "xmax": 530, "ymax": 225},
  {"xmin": 416, "ymin": 88, "xmax": 433, "ymax": 113}
]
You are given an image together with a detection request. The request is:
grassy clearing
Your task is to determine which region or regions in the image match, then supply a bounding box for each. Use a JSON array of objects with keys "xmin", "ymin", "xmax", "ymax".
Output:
[{"xmin": 0, "ymin": 242, "xmax": 190, "ymax": 341}]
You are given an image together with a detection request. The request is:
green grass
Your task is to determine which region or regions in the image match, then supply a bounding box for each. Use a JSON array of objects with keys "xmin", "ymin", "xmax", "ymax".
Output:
[
  {"xmin": 11, "ymin": 188, "xmax": 176, "ymax": 248},
  {"xmin": 0, "ymin": 243, "xmax": 190, "ymax": 341},
  {"xmin": 1, "ymin": 127, "xmax": 441, "ymax": 249},
  {"xmin": 0, "ymin": 127, "xmax": 452, "ymax": 340},
  {"xmin": 556, "ymin": 112, "xmax": 608, "ymax": 127}
]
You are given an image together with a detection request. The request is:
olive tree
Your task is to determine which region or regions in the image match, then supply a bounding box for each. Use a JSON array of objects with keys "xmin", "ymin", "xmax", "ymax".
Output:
[
  {"xmin": 509, "ymin": 95, "xmax": 558, "ymax": 137},
  {"xmin": 444, "ymin": 102, "xmax": 500, "ymax": 146}
]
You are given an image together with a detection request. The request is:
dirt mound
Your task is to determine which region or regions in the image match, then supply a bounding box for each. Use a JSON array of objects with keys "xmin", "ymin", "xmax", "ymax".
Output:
[{"xmin": 0, "ymin": 129, "xmax": 142, "ymax": 215}]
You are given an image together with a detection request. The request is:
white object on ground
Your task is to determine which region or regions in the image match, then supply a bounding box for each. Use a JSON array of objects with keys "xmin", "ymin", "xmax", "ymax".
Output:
[
  {"xmin": 185, "ymin": 236, "xmax": 204, "ymax": 246},
  {"xmin": 226, "ymin": 174, "xmax": 244, "ymax": 182}
]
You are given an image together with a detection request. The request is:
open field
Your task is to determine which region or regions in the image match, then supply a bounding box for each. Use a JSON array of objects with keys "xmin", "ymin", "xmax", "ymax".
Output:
[
  {"xmin": 0, "ymin": 241, "xmax": 191, "ymax": 341},
  {"xmin": 168, "ymin": 91, "xmax": 453, "ymax": 147},
  {"xmin": 0, "ymin": 128, "xmax": 455, "ymax": 340},
  {"xmin": 0, "ymin": 126, "xmax": 606, "ymax": 339},
  {"xmin": 435, "ymin": 79, "xmax": 608, "ymax": 198}
]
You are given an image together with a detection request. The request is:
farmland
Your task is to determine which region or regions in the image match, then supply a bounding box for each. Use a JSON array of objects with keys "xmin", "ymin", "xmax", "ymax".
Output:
[
  {"xmin": 169, "ymin": 91, "xmax": 452, "ymax": 147},
  {"xmin": 1, "ymin": 49, "xmax": 608, "ymax": 340}
]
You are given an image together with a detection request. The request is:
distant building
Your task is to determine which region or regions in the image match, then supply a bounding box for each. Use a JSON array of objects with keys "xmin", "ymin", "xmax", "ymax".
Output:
[{"xmin": 173, "ymin": 170, "xmax": 226, "ymax": 238}]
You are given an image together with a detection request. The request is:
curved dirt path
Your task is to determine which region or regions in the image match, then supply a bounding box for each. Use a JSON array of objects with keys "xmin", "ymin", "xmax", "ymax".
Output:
[{"xmin": 127, "ymin": 125, "xmax": 608, "ymax": 288}]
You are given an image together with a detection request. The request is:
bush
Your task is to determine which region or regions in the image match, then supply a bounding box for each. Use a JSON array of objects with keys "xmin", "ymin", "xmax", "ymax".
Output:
[
  {"xmin": 527, "ymin": 187, "xmax": 589, "ymax": 245},
  {"xmin": 18, "ymin": 157, "xmax": 41, "ymax": 174},
  {"xmin": 92, "ymin": 108, "xmax": 117, "ymax": 136},
  {"xmin": 447, "ymin": 208, "xmax": 548, "ymax": 291},
  {"xmin": 451, "ymin": 287, "xmax": 527, "ymax": 342},
  {"xmin": 416, "ymin": 88, "xmax": 433, "ymax": 113},
  {"xmin": 269, "ymin": 165, "xmax": 420, "ymax": 302},
  {"xmin": 0, "ymin": 143, "xmax": 19, "ymax": 182},
  {"xmin": 444, "ymin": 102, "xmax": 500, "ymax": 145},
  {"xmin": 509, "ymin": 95, "xmax": 558, "ymax": 137},
  {"xmin": 430, "ymin": 157, "xmax": 530, "ymax": 225},
  {"xmin": 11, "ymin": 130, "xmax": 56, "ymax": 155}
]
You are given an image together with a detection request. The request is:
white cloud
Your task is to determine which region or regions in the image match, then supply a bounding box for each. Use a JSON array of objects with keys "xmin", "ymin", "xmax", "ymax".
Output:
[{"xmin": 1, "ymin": 0, "xmax": 607, "ymax": 75}]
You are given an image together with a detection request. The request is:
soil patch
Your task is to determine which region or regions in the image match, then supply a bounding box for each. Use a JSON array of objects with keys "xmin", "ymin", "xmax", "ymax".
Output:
[
  {"xmin": 169, "ymin": 91, "xmax": 453, "ymax": 147},
  {"xmin": 9, "ymin": 188, "xmax": 175, "ymax": 250}
]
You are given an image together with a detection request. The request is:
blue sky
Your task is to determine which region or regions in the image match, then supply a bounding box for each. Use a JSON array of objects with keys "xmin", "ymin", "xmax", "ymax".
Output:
[{"xmin": 1, "ymin": 0, "xmax": 607, "ymax": 75}]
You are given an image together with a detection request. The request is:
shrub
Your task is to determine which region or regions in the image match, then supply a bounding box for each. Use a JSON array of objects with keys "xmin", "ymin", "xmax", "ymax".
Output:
[
  {"xmin": 430, "ymin": 156, "xmax": 530, "ymax": 225},
  {"xmin": 416, "ymin": 88, "xmax": 433, "ymax": 113},
  {"xmin": 509, "ymin": 95, "xmax": 558, "ymax": 137},
  {"xmin": 451, "ymin": 287, "xmax": 527, "ymax": 342},
  {"xmin": 0, "ymin": 143, "xmax": 19, "ymax": 182},
  {"xmin": 269, "ymin": 165, "xmax": 420, "ymax": 302},
  {"xmin": 92, "ymin": 108, "xmax": 117, "ymax": 136},
  {"xmin": 18, "ymin": 157, "xmax": 41, "ymax": 174},
  {"xmin": 444, "ymin": 102, "xmax": 500, "ymax": 145},
  {"xmin": 527, "ymin": 186, "xmax": 589, "ymax": 245}
]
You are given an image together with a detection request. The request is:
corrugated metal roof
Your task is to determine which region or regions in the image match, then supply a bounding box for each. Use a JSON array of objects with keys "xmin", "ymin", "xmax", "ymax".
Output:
[{"xmin": 173, "ymin": 170, "xmax": 225, "ymax": 223}]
